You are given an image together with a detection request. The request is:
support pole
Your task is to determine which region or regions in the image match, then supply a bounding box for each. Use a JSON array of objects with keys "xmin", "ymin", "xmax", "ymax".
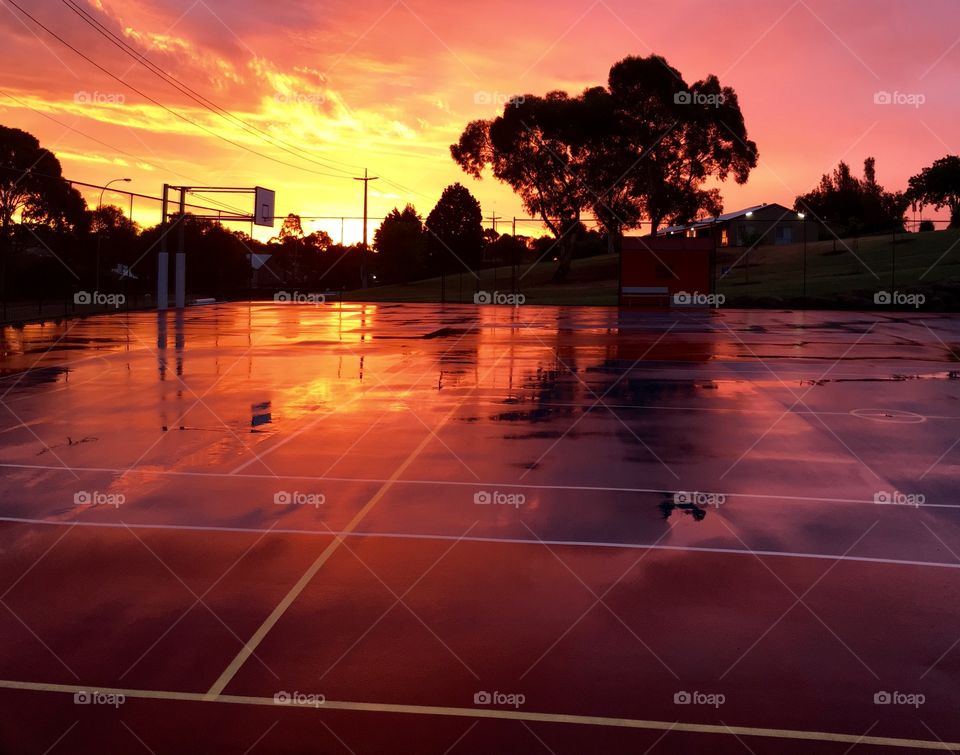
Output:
[
  {"xmin": 158, "ymin": 184, "xmax": 169, "ymax": 310},
  {"xmin": 175, "ymin": 188, "xmax": 186, "ymax": 309}
]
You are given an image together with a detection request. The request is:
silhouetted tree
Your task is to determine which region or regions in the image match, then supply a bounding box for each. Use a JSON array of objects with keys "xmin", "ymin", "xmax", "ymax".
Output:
[
  {"xmin": 451, "ymin": 54, "xmax": 757, "ymax": 280},
  {"xmin": 795, "ymin": 157, "xmax": 906, "ymax": 234},
  {"xmin": 907, "ymin": 155, "xmax": 960, "ymax": 228},
  {"xmin": 374, "ymin": 204, "xmax": 424, "ymax": 284},
  {"xmin": 0, "ymin": 126, "xmax": 77, "ymax": 238},
  {"xmin": 424, "ymin": 183, "xmax": 483, "ymax": 279}
]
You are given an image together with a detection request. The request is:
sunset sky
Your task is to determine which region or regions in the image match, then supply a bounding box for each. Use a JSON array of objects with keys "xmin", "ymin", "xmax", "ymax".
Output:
[{"xmin": 2, "ymin": 0, "xmax": 958, "ymax": 242}]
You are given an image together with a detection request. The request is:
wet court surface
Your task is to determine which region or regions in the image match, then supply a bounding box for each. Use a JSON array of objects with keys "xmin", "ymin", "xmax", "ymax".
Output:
[{"xmin": 1, "ymin": 302, "xmax": 959, "ymax": 753}]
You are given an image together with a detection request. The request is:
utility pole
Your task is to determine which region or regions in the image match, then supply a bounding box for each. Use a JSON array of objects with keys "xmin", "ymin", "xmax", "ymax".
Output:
[{"xmin": 354, "ymin": 169, "xmax": 378, "ymax": 289}]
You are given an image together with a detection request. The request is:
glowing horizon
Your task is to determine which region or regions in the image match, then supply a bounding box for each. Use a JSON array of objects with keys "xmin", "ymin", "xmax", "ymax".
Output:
[{"xmin": 2, "ymin": 0, "xmax": 958, "ymax": 244}]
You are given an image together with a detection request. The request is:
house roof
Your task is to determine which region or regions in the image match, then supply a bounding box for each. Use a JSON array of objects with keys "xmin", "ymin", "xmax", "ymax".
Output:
[{"xmin": 659, "ymin": 203, "xmax": 796, "ymax": 235}]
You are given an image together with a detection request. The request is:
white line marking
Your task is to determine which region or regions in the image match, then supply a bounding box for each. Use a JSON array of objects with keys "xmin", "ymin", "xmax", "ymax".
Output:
[
  {"xmin": 204, "ymin": 395, "xmax": 475, "ymax": 699},
  {"xmin": 0, "ymin": 462, "xmax": 954, "ymax": 508},
  {"xmin": 2, "ymin": 515, "xmax": 959, "ymax": 572},
  {"xmin": 0, "ymin": 678, "xmax": 957, "ymax": 751}
]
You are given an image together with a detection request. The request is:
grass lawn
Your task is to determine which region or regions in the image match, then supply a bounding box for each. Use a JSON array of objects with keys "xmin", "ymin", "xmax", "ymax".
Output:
[{"xmin": 341, "ymin": 229, "xmax": 960, "ymax": 309}]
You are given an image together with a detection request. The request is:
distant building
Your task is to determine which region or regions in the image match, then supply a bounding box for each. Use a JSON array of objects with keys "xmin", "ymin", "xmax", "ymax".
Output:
[{"xmin": 658, "ymin": 203, "xmax": 819, "ymax": 247}]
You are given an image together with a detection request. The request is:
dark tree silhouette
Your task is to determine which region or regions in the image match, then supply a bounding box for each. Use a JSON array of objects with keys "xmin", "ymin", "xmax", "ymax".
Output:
[
  {"xmin": 374, "ymin": 204, "xmax": 424, "ymax": 284},
  {"xmin": 451, "ymin": 54, "xmax": 757, "ymax": 280},
  {"xmin": 604, "ymin": 56, "xmax": 755, "ymax": 235},
  {"xmin": 0, "ymin": 126, "xmax": 80, "ymax": 238},
  {"xmin": 424, "ymin": 183, "xmax": 484, "ymax": 280},
  {"xmin": 451, "ymin": 91, "xmax": 589, "ymax": 281},
  {"xmin": 907, "ymin": 155, "xmax": 960, "ymax": 228},
  {"xmin": 795, "ymin": 158, "xmax": 907, "ymax": 234}
]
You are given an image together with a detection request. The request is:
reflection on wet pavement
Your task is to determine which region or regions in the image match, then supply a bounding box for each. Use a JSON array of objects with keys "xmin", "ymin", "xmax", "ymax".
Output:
[{"xmin": 1, "ymin": 303, "xmax": 959, "ymax": 566}]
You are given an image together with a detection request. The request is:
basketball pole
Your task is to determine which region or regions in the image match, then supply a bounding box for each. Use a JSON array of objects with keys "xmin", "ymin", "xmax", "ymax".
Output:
[
  {"xmin": 175, "ymin": 187, "xmax": 186, "ymax": 310},
  {"xmin": 157, "ymin": 184, "xmax": 169, "ymax": 311}
]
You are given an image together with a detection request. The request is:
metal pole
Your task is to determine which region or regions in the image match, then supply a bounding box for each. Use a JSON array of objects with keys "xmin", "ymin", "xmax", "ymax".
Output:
[
  {"xmin": 158, "ymin": 184, "xmax": 169, "ymax": 310},
  {"xmin": 97, "ymin": 177, "xmax": 131, "ymax": 292},
  {"xmin": 802, "ymin": 218, "xmax": 807, "ymax": 302},
  {"xmin": 175, "ymin": 188, "xmax": 186, "ymax": 309},
  {"xmin": 354, "ymin": 169, "xmax": 379, "ymax": 289}
]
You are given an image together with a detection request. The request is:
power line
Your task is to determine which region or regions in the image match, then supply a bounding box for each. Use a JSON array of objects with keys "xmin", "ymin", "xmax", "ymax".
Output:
[
  {"xmin": 3, "ymin": 0, "xmax": 356, "ymax": 181},
  {"xmin": 59, "ymin": 0, "xmax": 363, "ymax": 178}
]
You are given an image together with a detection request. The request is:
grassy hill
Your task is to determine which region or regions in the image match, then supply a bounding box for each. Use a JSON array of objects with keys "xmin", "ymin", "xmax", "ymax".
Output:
[{"xmin": 342, "ymin": 229, "xmax": 960, "ymax": 309}]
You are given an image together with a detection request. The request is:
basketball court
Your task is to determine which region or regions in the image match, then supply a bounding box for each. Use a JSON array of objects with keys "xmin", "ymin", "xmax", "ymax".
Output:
[{"xmin": 0, "ymin": 302, "xmax": 959, "ymax": 753}]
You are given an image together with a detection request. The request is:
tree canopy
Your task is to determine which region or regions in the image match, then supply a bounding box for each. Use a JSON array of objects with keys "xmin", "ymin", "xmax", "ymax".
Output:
[
  {"xmin": 794, "ymin": 158, "xmax": 907, "ymax": 235},
  {"xmin": 423, "ymin": 183, "xmax": 484, "ymax": 278},
  {"xmin": 374, "ymin": 204, "xmax": 424, "ymax": 284},
  {"xmin": 907, "ymin": 155, "xmax": 960, "ymax": 228},
  {"xmin": 451, "ymin": 54, "xmax": 758, "ymax": 280}
]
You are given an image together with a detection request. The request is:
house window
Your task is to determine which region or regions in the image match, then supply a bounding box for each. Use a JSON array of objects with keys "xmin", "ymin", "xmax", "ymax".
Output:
[{"xmin": 720, "ymin": 228, "xmax": 729, "ymax": 247}]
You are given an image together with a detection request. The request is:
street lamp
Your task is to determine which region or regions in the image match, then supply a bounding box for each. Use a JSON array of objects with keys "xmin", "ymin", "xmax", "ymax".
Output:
[{"xmin": 96, "ymin": 177, "xmax": 131, "ymax": 291}]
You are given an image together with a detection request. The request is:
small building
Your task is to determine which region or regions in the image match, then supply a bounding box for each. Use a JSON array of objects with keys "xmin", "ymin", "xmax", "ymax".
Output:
[{"xmin": 659, "ymin": 203, "xmax": 819, "ymax": 247}]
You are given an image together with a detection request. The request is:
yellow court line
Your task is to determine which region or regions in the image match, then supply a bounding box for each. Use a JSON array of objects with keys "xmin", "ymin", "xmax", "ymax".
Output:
[
  {"xmin": 2, "ymin": 679, "xmax": 958, "ymax": 751},
  {"xmin": 204, "ymin": 398, "xmax": 469, "ymax": 699}
]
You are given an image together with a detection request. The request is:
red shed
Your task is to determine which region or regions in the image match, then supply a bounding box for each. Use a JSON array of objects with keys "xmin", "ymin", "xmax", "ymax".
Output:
[{"xmin": 619, "ymin": 236, "xmax": 715, "ymax": 308}]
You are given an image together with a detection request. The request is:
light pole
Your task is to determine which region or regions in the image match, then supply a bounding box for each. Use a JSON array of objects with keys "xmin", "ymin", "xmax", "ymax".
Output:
[{"xmin": 96, "ymin": 177, "xmax": 131, "ymax": 291}]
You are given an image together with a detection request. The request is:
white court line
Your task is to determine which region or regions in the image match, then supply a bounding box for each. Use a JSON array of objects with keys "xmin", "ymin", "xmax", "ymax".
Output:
[
  {"xmin": 0, "ymin": 462, "xmax": 954, "ymax": 508},
  {"xmin": 2, "ymin": 515, "xmax": 960, "ymax": 572},
  {"xmin": 0, "ymin": 678, "xmax": 956, "ymax": 751},
  {"xmin": 204, "ymin": 358, "xmax": 500, "ymax": 698}
]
